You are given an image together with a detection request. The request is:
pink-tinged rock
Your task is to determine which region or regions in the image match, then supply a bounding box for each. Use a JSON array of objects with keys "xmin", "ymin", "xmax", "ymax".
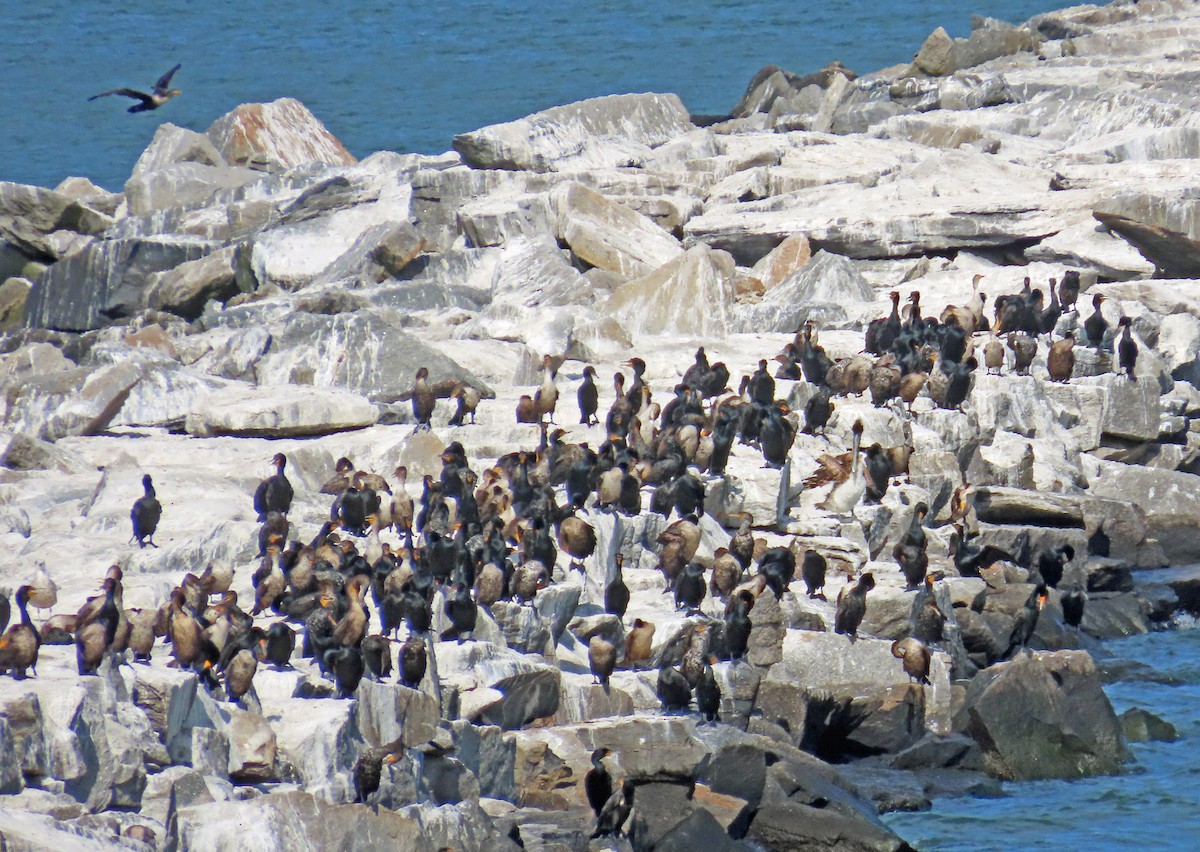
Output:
[{"xmin": 205, "ymin": 98, "xmax": 356, "ymax": 171}]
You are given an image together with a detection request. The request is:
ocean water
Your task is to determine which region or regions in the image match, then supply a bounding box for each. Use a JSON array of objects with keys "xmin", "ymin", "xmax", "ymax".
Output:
[
  {"xmin": 885, "ymin": 626, "xmax": 1200, "ymax": 851},
  {"xmin": 3, "ymin": 0, "xmax": 1069, "ymax": 192}
]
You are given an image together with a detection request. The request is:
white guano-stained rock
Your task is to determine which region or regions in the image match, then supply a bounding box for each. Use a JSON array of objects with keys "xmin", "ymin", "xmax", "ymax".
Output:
[
  {"xmin": 605, "ymin": 244, "xmax": 736, "ymax": 338},
  {"xmin": 552, "ymin": 181, "xmax": 684, "ymax": 278},
  {"xmin": 452, "ymin": 92, "xmax": 693, "ymax": 172},
  {"xmin": 205, "ymin": 98, "xmax": 357, "ymax": 171},
  {"xmin": 184, "ymin": 383, "xmax": 378, "ymax": 438}
]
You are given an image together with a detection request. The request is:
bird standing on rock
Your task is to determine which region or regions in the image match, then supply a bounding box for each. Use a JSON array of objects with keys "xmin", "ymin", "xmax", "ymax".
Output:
[
  {"xmin": 255, "ymin": 453, "xmax": 294, "ymax": 521},
  {"xmin": 411, "ymin": 367, "xmax": 435, "ymax": 429},
  {"xmin": 585, "ymin": 748, "xmax": 614, "ymax": 818},
  {"xmin": 1117, "ymin": 316, "xmax": 1138, "ymax": 381},
  {"xmin": 891, "ymin": 637, "xmax": 931, "ymax": 685},
  {"xmin": 577, "ymin": 366, "xmax": 600, "ymax": 426},
  {"xmin": 656, "ymin": 663, "xmax": 692, "ymax": 712},
  {"xmin": 1046, "ymin": 333, "xmax": 1076, "ymax": 383},
  {"xmin": 131, "ymin": 474, "xmax": 161, "ymax": 548},
  {"xmin": 589, "ymin": 635, "xmax": 617, "ymax": 687},
  {"xmin": 834, "ymin": 572, "xmax": 875, "ymax": 639},
  {"xmin": 802, "ymin": 549, "xmax": 827, "ymax": 599}
]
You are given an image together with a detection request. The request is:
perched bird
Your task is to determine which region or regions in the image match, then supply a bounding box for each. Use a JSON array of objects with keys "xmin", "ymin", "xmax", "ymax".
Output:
[
  {"xmin": 819, "ymin": 420, "xmax": 866, "ymax": 516},
  {"xmin": 324, "ymin": 646, "xmax": 365, "ymax": 698},
  {"xmin": 605, "ymin": 554, "xmax": 630, "ymax": 619},
  {"xmin": 983, "ymin": 336, "xmax": 1004, "ymax": 375},
  {"xmin": 441, "ymin": 583, "xmax": 478, "ymax": 642},
  {"xmin": 656, "ymin": 663, "xmax": 692, "ymax": 712},
  {"xmin": 534, "ymin": 355, "xmax": 559, "ymax": 424},
  {"xmin": 1117, "ymin": 316, "xmax": 1138, "ymax": 381},
  {"xmin": 130, "ymin": 474, "xmax": 162, "ymax": 548},
  {"xmin": 411, "ymin": 367, "xmax": 435, "ymax": 429},
  {"xmin": 354, "ymin": 742, "xmax": 404, "ymax": 804},
  {"xmin": 724, "ymin": 590, "xmax": 754, "ymax": 660},
  {"xmin": 758, "ymin": 546, "xmax": 796, "ymax": 600},
  {"xmin": 27, "ymin": 564, "xmax": 58, "ymax": 617},
  {"xmin": 1035, "ymin": 544, "xmax": 1075, "ymax": 589},
  {"xmin": 589, "ymin": 635, "xmax": 618, "ymax": 687},
  {"xmin": 260, "ymin": 622, "xmax": 296, "ymax": 669},
  {"xmin": 399, "ymin": 635, "xmax": 427, "ymax": 689},
  {"xmin": 801, "ymin": 549, "xmax": 827, "ymax": 599},
  {"xmin": 224, "ymin": 649, "xmax": 258, "ymax": 703},
  {"xmin": 584, "ymin": 748, "xmax": 614, "ymax": 819},
  {"xmin": 623, "ymin": 618, "xmax": 655, "ymax": 669},
  {"xmin": 891, "ymin": 637, "xmax": 932, "ymax": 685},
  {"xmin": 254, "ymin": 453, "xmax": 294, "ymax": 521},
  {"xmin": 0, "ymin": 586, "xmax": 40, "ymax": 679},
  {"xmin": 673, "ymin": 561, "xmax": 707, "ymax": 612},
  {"xmin": 1061, "ymin": 586, "xmax": 1087, "ymax": 628},
  {"xmin": 1007, "ymin": 332, "xmax": 1037, "ymax": 376},
  {"xmin": 834, "ymin": 573, "xmax": 875, "ymax": 639},
  {"xmin": 947, "ymin": 524, "xmax": 1015, "ymax": 578},
  {"xmin": 694, "ymin": 655, "xmax": 721, "ymax": 723},
  {"xmin": 88, "ymin": 64, "xmax": 182, "ymax": 112},
  {"xmin": 1004, "ymin": 586, "xmax": 1048, "ymax": 658},
  {"xmin": 591, "ymin": 780, "xmax": 635, "ymax": 839},
  {"xmin": 447, "ymin": 383, "xmax": 480, "ymax": 426},
  {"xmin": 1083, "ymin": 294, "xmax": 1108, "ymax": 349},
  {"xmin": 1046, "ymin": 333, "xmax": 1076, "ymax": 383},
  {"xmin": 578, "ymin": 366, "xmax": 600, "ymax": 426}
]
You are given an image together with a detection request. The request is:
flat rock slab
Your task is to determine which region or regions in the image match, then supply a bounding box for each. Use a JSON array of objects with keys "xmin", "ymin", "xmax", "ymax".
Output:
[
  {"xmin": 184, "ymin": 383, "xmax": 378, "ymax": 437},
  {"xmin": 453, "ymin": 92, "xmax": 693, "ymax": 172}
]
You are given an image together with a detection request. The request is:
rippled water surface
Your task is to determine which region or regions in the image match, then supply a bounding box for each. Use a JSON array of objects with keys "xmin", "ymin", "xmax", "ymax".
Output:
[
  {"xmin": 4, "ymin": 0, "xmax": 1067, "ymax": 190},
  {"xmin": 885, "ymin": 627, "xmax": 1200, "ymax": 851}
]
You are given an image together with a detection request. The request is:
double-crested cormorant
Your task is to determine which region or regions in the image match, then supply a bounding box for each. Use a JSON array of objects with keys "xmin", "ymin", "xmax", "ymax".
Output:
[
  {"xmin": 1061, "ymin": 586, "xmax": 1087, "ymax": 628},
  {"xmin": 131, "ymin": 474, "xmax": 161, "ymax": 548},
  {"xmin": 891, "ymin": 637, "xmax": 932, "ymax": 685},
  {"xmin": 0, "ymin": 586, "xmax": 40, "ymax": 678},
  {"xmin": 834, "ymin": 572, "xmax": 875, "ymax": 639},
  {"xmin": 724, "ymin": 589, "xmax": 754, "ymax": 660},
  {"xmin": 1083, "ymin": 294, "xmax": 1108, "ymax": 349},
  {"xmin": 802, "ymin": 549, "xmax": 827, "ymax": 599},
  {"xmin": 1004, "ymin": 585, "xmax": 1048, "ymax": 658},
  {"xmin": 589, "ymin": 635, "xmax": 618, "ymax": 687},
  {"xmin": 605, "ymin": 553, "xmax": 630, "ymax": 618},
  {"xmin": 577, "ymin": 366, "xmax": 600, "ymax": 426},
  {"xmin": 1046, "ymin": 332, "xmax": 1076, "ymax": 383},
  {"xmin": 447, "ymin": 383, "xmax": 480, "ymax": 426},
  {"xmin": 584, "ymin": 748, "xmax": 613, "ymax": 818},
  {"xmin": 88, "ymin": 64, "xmax": 182, "ymax": 112},
  {"xmin": 255, "ymin": 453, "xmax": 294, "ymax": 521},
  {"xmin": 399, "ymin": 635, "xmax": 427, "ymax": 688},
  {"xmin": 534, "ymin": 355, "xmax": 559, "ymax": 424},
  {"xmin": 656, "ymin": 663, "xmax": 691, "ymax": 712},
  {"xmin": 695, "ymin": 655, "xmax": 721, "ymax": 723},
  {"xmin": 411, "ymin": 367, "xmax": 435, "ymax": 429},
  {"xmin": 225, "ymin": 649, "xmax": 258, "ymax": 703},
  {"xmin": 1117, "ymin": 316, "xmax": 1138, "ymax": 380},
  {"xmin": 354, "ymin": 742, "xmax": 404, "ymax": 803},
  {"xmin": 441, "ymin": 582, "xmax": 477, "ymax": 642},
  {"xmin": 623, "ymin": 618, "xmax": 655, "ymax": 669},
  {"xmin": 261, "ymin": 622, "xmax": 296, "ymax": 668},
  {"xmin": 75, "ymin": 577, "xmax": 120, "ymax": 675},
  {"xmin": 1036, "ymin": 544, "xmax": 1074, "ymax": 589},
  {"xmin": 759, "ymin": 546, "xmax": 796, "ymax": 600},
  {"xmin": 324, "ymin": 645, "xmax": 365, "ymax": 698},
  {"xmin": 673, "ymin": 561, "xmax": 707, "ymax": 612},
  {"xmin": 591, "ymin": 780, "xmax": 635, "ymax": 839}
]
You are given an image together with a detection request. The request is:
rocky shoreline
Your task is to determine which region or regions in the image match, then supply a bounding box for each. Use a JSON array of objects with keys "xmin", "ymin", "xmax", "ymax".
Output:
[{"xmin": 2, "ymin": 0, "xmax": 1200, "ymax": 849}]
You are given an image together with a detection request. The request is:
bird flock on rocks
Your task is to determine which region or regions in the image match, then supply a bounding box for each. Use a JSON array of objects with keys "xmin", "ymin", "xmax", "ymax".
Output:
[{"xmin": 0, "ymin": 270, "xmax": 1124, "ymax": 834}]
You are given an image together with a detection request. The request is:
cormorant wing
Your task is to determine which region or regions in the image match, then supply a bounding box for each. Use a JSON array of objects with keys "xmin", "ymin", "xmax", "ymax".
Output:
[
  {"xmin": 88, "ymin": 87, "xmax": 153, "ymax": 106},
  {"xmin": 154, "ymin": 63, "xmax": 182, "ymax": 94}
]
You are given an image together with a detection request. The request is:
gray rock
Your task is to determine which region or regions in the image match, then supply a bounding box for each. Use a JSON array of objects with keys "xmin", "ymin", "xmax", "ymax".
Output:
[
  {"xmin": 0, "ymin": 181, "xmax": 113, "ymax": 259},
  {"xmin": 252, "ymin": 309, "xmax": 490, "ymax": 404},
  {"xmin": 145, "ymin": 246, "xmax": 240, "ymax": 319},
  {"xmin": 1079, "ymin": 592, "xmax": 1150, "ymax": 639},
  {"xmin": 955, "ymin": 650, "xmax": 1125, "ymax": 780},
  {"xmin": 453, "ymin": 92, "xmax": 693, "ymax": 172},
  {"xmin": 0, "ymin": 276, "xmax": 31, "ymax": 328},
  {"xmin": 737, "ymin": 250, "xmax": 872, "ymax": 333},
  {"xmin": 747, "ymin": 799, "xmax": 910, "ymax": 851},
  {"xmin": 626, "ymin": 781, "xmax": 696, "ymax": 850},
  {"xmin": 131, "ymin": 123, "xmax": 226, "ymax": 178},
  {"xmin": 173, "ymin": 791, "xmax": 424, "ymax": 851},
  {"xmin": 25, "ymin": 236, "xmax": 214, "ymax": 331},
  {"xmin": 552, "ymin": 181, "xmax": 684, "ymax": 279},
  {"xmin": 138, "ymin": 765, "xmax": 214, "ymax": 828},
  {"xmin": 449, "ymin": 721, "xmax": 515, "ymax": 801},
  {"xmin": 1119, "ymin": 707, "xmax": 1178, "ymax": 743},
  {"xmin": 0, "ymin": 715, "xmax": 25, "ymax": 793},
  {"xmin": 4, "ymin": 360, "xmax": 142, "ymax": 442},
  {"xmin": 605, "ymin": 243, "xmax": 735, "ymax": 339},
  {"xmin": 225, "ymin": 709, "xmax": 277, "ymax": 782},
  {"xmin": 183, "ymin": 383, "xmax": 378, "ymax": 438},
  {"xmin": 351, "ymin": 679, "xmax": 439, "ymax": 750},
  {"xmin": 125, "ymin": 162, "xmax": 263, "ymax": 217}
]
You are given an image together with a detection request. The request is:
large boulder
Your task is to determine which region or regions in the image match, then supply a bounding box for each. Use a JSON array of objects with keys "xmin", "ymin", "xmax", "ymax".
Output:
[
  {"xmin": 183, "ymin": 383, "xmax": 379, "ymax": 438},
  {"xmin": 552, "ymin": 181, "xmax": 684, "ymax": 278},
  {"xmin": 205, "ymin": 98, "xmax": 357, "ymax": 171},
  {"xmin": 24, "ymin": 236, "xmax": 214, "ymax": 331},
  {"xmin": 453, "ymin": 92, "xmax": 693, "ymax": 172},
  {"xmin": 605, "ymin": 244, "xmax": 736, "ymax": 338},
  {"xmin": 3, "ymin": 360, "xmax": 143, "ymax": 441},
  {"xmin": 955, "ymin": 650, "xmax": 1125, "ymax": 780},
  {"xmin": 737, "ymin": 249, "xmax": 873, "ymax": 332}
]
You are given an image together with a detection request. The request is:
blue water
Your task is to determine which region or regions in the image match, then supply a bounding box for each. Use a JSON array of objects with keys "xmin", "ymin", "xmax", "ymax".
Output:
[
  {"xmin": 885, "ymin": 627, "xmax": 1200, "ymax": 851},
  {"xmin": 2, "ymin": 0, "xmax": 1069, "ymax": 192}
]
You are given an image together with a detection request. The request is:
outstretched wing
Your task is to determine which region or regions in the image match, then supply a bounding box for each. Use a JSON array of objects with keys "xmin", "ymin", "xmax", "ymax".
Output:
[
  {"xmin": 88, "ymin": 87, "xmax": 153, "ymax": 106},
  {"xmin": 154, "ymin": 63, "xmax": 182, "ymax": 93}
]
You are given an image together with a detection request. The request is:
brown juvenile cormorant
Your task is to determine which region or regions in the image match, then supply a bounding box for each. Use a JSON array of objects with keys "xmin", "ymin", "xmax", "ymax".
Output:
[
  {"xmin": 891, "ymin": 637, "xmax": 932, "ymax": 684},
  {"xmin": 589, "ymin": 635, "xmax": 617, "ymax": 687},
  {"xmin": 623, "ymin": 618, "xmax": 655, "ymax": 669},
  {"xmin": 131, "ymin": 474, "xmax": 161, "ymax": 548},
  {"xmin": 88, "ymin": 64, "xmax": 182, "ymax": 112},
  {"xmin": 411, "ymin": 367, "xmax": 435, "ymax": 429},
  {"xmin": 447, "ymin": 383, "xmax": 480, "ymax": 426},
  {"xmin": 1046, "ymin": 333, "xmax": 1076, "ymax": 383}
]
